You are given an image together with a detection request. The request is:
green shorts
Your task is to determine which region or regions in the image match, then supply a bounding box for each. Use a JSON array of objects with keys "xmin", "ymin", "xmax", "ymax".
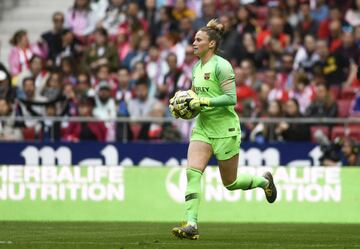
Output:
[{"xmin": 190, "ymin": 128, "xmax": 241, "ymax": 161}]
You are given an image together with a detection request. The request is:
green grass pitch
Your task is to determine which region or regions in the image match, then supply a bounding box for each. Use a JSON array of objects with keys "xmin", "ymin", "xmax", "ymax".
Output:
[{"xmin": 1, "ymin": 222, "xmax": 360, "ymax": 249}]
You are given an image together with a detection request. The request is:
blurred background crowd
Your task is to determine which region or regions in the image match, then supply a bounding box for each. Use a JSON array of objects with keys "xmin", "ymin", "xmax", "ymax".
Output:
[{"xmin": 0, "ymin": 0, "xmax": 360, "ymax": 151}]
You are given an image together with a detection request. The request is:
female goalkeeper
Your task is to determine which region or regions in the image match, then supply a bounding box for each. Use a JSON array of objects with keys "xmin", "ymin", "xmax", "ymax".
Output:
[{"xmin": 169, "ymin": 19, "xmax": 277, "ymax": 240}]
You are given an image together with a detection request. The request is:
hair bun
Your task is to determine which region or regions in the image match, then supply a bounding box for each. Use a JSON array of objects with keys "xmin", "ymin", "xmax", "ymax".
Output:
[{"xmin": 206, "ymin": 19, "xmax": 224, "ymax": 36}]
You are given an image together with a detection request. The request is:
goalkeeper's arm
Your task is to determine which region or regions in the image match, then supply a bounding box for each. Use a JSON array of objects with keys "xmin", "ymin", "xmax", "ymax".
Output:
[
  {"xmin": 187, "ymin": 78, "xmax": 237, "ymax": 110},
  {"xmin": 208, "ymin": 78, "xmax": 237, "ymax": 107}
]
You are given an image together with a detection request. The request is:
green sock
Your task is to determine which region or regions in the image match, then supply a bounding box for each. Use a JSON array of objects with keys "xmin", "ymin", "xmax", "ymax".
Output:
[
  {"xmin": 225, "ymin": 173, "xmax": 268, "ymax": 191},
  {"xmin": 185, "ymin": 168, "xmax": 202, "ymax": 226}
]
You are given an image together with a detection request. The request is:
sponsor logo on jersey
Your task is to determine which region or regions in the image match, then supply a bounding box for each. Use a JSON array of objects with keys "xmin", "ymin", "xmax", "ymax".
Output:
[
  {"xmin": 194, "ymin": 86, "xmax": 209, "ymax": 92},
  {"xmin": 204, "ymin": 72, "xmax": 210, "ymax": 80}
]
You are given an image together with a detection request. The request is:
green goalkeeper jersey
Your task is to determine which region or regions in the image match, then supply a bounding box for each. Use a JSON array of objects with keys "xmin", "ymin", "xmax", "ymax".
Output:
[{"xmin": 192, "ymin": 55, "xmax": 240, "ymax": 138}]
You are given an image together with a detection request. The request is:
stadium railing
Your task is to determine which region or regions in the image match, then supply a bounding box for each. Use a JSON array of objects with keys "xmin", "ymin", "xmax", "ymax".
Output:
[{"xmin": 1, "ymin": 116, "xmax": 360, "ymax": 142}]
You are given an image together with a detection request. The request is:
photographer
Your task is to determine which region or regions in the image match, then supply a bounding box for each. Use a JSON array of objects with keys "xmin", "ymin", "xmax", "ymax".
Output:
[{"xmin": 341, "ymin": 138, "xmax": 360, "ymax": 166}]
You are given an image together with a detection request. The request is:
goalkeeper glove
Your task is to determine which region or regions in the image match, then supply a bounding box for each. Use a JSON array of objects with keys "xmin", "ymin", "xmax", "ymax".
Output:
[
  {"xmin": 176, "ymin": 90, "xmax": 210, "ymax": 112},
  {"xmin": 169, "ymin": 91, "xmax": 182, "ymax": 119},
  {"xmin": 169, "ymin": 103, "xmax": 179, "ymax": 119}
]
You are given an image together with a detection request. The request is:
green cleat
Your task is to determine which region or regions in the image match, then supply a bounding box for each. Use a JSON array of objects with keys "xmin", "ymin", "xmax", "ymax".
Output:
[
  {"xmin": 263, "ymin": 171, "xmax": 277, "ymax": 203},
  {"xmin": 172, "ymin": 222, "xmax": 199, "ymax": 240}
]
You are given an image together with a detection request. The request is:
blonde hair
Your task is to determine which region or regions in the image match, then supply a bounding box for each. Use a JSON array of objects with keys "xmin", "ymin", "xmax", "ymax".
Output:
[{"xmin": 200, "ymin": 19, "xmax": 224, "ymax": 52}]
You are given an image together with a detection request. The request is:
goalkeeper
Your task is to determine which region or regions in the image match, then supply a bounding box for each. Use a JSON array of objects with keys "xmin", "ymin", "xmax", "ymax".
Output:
[{"xmin": 170, "ymin": 19, "xmax": 277, "ymax": 240}]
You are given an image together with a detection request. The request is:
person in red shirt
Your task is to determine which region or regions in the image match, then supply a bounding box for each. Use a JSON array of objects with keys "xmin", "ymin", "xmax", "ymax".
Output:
[{"xmin": 256, "ymin": 16, "xmax": 290, "ymax": 50}]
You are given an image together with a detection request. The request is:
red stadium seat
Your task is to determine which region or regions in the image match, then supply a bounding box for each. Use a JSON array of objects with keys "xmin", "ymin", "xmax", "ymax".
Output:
[
  {"xmin": 348, "ymin": 125, "xmax": 360, "ymax": 142},
  {"xmin": 22, "ymin": 127, "xmax": 36, "ymax": 141},
  {"xmin": 310, "ymin": 125, "xmax": 330, "ymax": 143},
  {"xmin": 337, "ymin": 99, "xmax": 352, "ymax": 117},
  {"xmin": 331, "ymin": 126, "xmax": 346, "ymax": 140},
  {"xmin": 329, "ymin": 86, "xmax": 340, "ymax": 99},
  {"xmin": 130, "ymin": 123, "xmax": 141, "ymax": 140},
  {"xmin": 340, "ymin": 86, "xmax": 358, "ymax": 100}
]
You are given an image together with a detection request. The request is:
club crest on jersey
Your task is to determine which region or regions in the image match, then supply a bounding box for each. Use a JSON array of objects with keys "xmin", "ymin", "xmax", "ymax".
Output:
[{"xmin": 204, "ymin": 73, "xmax": 210, "ymax": 80}]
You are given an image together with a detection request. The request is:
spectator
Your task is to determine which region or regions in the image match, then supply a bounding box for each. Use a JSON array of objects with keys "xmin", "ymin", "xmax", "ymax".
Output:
[
  {"xmin": 75, "ymin": 71, "xmax": 92, "ymax": 99},
  {"xmin": 285, "ymin": 0, "xmax": 300, "ymax": 29},
  {"xmin": 65, "ymin": 0, "xmax": 97, "ymax": 37},
  {"xmin": 178, "ymin": 17, "xmax": 195, "ymax": 46},
  {"xmin": 0, "ymin": 99, "xmax": 23, "ymax": 141},
  {"xmin": 16, "ymin": 77, "xmax": 47, "ymax": 133},
  {"xmin": 154, "ymin": 6, "xmax": 178, "ymax": 39},
  {"xmin": 66, "ymin": 98, "xmax": 107, "ymax": 141},
  {"xmin": 293, "ymin": 34, "xmax": 319, "ymax": 72},
  {"xmin": 350, "ymin": 91, "xmax": 360, "ymax": 115},
  {"xmin": 250, "ymin": 100, "xmax": 283, "ymax": 143},
  {"xmin": 60, "ymin": 56, "xmax": 77, "ymax": 85},
  {"xmin": 278, "ymin": 53, "xmax": 296, "ymax": 90},
  {"xmin": 218, "ymin": 15, "xmax": 238, "ymax": 62},
  {"xmin": 288, "ymin": 73, "xmax": 315, "ymax": 114},
  {"xmin": 341, "ymin": 138, "xmax": 360, "ymax": 166},
  {"xmin": 116, "ymin": 67, "xmax": 132, "ymax": 114},
  {"xmin": 235, "ymin": 33, "xmax": 258, "ymax": 66},
  {"xmin": 128, "ymin": 34, "xmax": 151, "ymax": 68},
  {"xmin": 266, "ymin": 69, "xmax": 289, "ymax": 103},
  {"xmin": 41, "ymin": 71, "xmax": 63, "ymax": 100},
  {"xmin": 305, "ymin": 84, "xmax": 338, "ymax": 118},
  {"xmin": 0, "ymin": 65, "xmax": 16, "ymax": 102},
  {"xmin": 16, "ymin": 55, "xmax": 49, "ymax": 98},
  {"xmin": 145, "ymin": 46, "xmax": 169, "ymax": 90},
  {"xmin": 55, "ymin": 29, "xmax": 84, "ymax": 66},
  {"xmin": 335, "ymin": 29, "xmax": 360, "ymax": 65},
  {"xmin": 118, "ymin": 2, "xmax": 148, "ymax": 37},
  {"xmin": 127, "ymin": 78, "xmax": 159, "ymax": 118},
  {"xmin": 297, "ymin": 0, "xmax": 319, "ymax": 39},
  {"xmin": 8, "ymin": 30, "xmax": 34, "ymax": 76},
  {"xmin": 93, "ymin": 81, "xmax": 117, "ymax": 141},
  {"xmin": 193, "ymin": 0, "xmax": 217, "ymax": 31},
  {"xmin": 179, "ymin": 45, "xmax": 196, "ymax": 86},
  {"xmin": 328, "ymin": 19, "xmax": 343, "ymax": 53},
  {"xmin": 345, "ymin": 0, "xmax": 360, "ymax": 27},
  {"xmin": 275, "ymin": 98, "xmax": 310, "ymax": 141},
  {"xmin": 129, "ymin": 61, "xmax": 151, "ymax": 92},
  {"xmin": 235, "ymin": 5, "xmax": 256, "ymax": 36},
  {"xmin": 256, "ymin": 16, "xmax": 290, "ymax": 50},
  {"xmin": 158, "ymin": 53, "xmax": 184, "ymax": 101},
  {"xmin": 311, "ymin": 0, "xmax": 329, "ymax": 23},
  {"xmin": 62, "ymin": 83, "xmax": 78, "ymax": 116},
  {"xmin": 82, "ymin": 27, "xmax": 119, "ymax": 72},
  {"xmin": 41, "ymin": 12, "xmax": 65, "ymax": 66},
  {"xmin": 318, "ymin": 5, "xmax": 345, "ymax": 40},
  {"xmin": 234, "ymin": 66, "xmax": 256, "ymax": 117},
  {"xmin": 313, "ymin": 39, "xmax": 350, "ymax": 88},
  {"xmin": 240, "ymin": 59, "xmax": 261, "ymax": 91},
  {"xmin": 115, "ymin": 67, "xmax": 133, "ymax": 142},
  {"xmin": 98, "ymin": 0, "xmax": 126, "ymax": 36},
  {"xmin": 138, "ymin": 101, "xmax": 181, "ymax": 141},
  {"xmin": 172, "ymin": 0, "xmax": 196, "ymax": 21},
  {"xmin": 144, "ymin": 0, "xmax": 157, "ymax": 43},
  {"xmin": 28, "ymin": 100, "xmax": 69, "ymax": 142}
]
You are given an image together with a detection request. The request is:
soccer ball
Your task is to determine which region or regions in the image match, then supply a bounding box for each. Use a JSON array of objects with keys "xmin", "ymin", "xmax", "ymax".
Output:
[{"xmin": 172, "ymin": 90, "xmax": 200, "ymax": 120}]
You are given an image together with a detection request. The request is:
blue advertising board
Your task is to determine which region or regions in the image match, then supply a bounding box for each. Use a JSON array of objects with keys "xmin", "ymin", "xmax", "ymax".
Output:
[{"xmin": 0, "ymin": 142, "xmax": 324, "ymax": 166}]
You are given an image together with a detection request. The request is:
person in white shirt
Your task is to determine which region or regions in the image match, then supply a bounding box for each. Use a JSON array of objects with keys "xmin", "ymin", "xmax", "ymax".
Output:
[{"xmin": 93, "ymin": 81, "xmax": 117, "ymax": 141}]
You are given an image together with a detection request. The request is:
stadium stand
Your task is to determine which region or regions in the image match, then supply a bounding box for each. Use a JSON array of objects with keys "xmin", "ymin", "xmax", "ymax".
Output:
[{"xmin": 0, "ymin": 0, "xmax": 359, "ymax": 146}]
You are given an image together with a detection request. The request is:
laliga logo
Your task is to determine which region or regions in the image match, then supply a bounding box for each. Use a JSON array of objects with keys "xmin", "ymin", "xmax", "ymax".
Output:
[{"xmin": 166, "ymin": 168, "xmax": 187, "ymax": 203}]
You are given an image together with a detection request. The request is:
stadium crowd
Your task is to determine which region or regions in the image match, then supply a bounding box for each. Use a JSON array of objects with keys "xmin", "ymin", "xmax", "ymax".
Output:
[{"xmin": 0, "ymin": 0, "xmax": 360, "ymax": 153}]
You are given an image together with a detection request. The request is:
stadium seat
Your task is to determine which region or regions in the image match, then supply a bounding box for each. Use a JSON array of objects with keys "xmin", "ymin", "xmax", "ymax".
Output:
[
  {"xmin": 331, "ymin": 125, "xmax": 346, "ymax": 140},
  {"xmin": 130, "ymin": 123, "xmax": 142, "ymax": 141},
  {"xmin": 340, "ymin": 86, "xmax": 358, "ymax": 100},
  {"xmin": 22, "ymin": 127, "xmax": 36, "ymax": 141},
  {"xmin": 348, "ymin": 125, "xmax": 360, "ymax": 142},
  {"xmin": 337, "ymin": 99, "xmax": 352, "ymax": 117},
  {"xmin": 310, "ymin": 125, "xmax": 330, "ymax": 143},
  {"xmin": 329, "ymin": 86, "xmax": 340, "ymax": 99}
]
